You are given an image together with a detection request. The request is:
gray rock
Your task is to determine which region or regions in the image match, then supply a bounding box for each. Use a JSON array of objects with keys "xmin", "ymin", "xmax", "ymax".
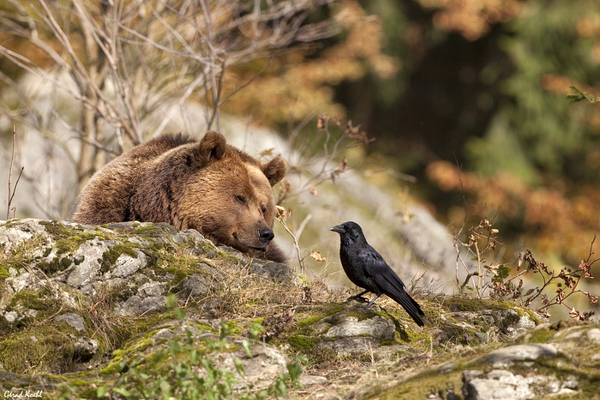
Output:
[
  {"xmin": 324, "ymin": 315, "xmax": 395, "ymax": 340},
  {"xmin": 299, "ymin": 374, "xmax": 328, "ymax": 386},
  {"xmin": 66, "ymin": 239, "xmax": 109, "ymax": 288},
  {"xmin": 55, "ymin": 313, "xmax": 86, "ymax": 332},
  {"xmin": 210, "ymin": 340, "xmax": 287, "ymax": 391},
  {"xmin": 151, "ymin": 328, "xmax": 177, "ymax": 342},
  {"xmin": 7, "ymin": 271, "xmax": 34, "ymax": 292},
  {"xmin": 587, "ymin": 328, "xmax": 600, "ymax": 344},
  {"xmin": 439, "ymin": 362, "xmax": 455, "ymax": 374},
  {"xmin": 116, "ymin": 295, "xmax": 166, "ymax": 316},
  {"xmin": 246, "ymin": 259, "xmax": 294, "ymax": 283},
  {"xmin": 111, "ymin": 249, "xmax": 146, "ymax": 278},
  {"xmin": 138, "ymin": 281, "xmax": 166, "ymax": 297},
  {"xmin": 486, "ymin": 344, "xmax": 557, "ymax": 367},
  {"xmin": 506, "ymin": 312, "xmax": 537, "ymax": 338},
  {"xmin": 173, "ymin": 274, "xmax": 210, "ymax": 298},
  {"xmin": 463, "ymin": 369, "xmax": 535, "ymax": 400},
  {"xmin": 4, "ymin": 311, "xmax": 18, "ymax": 324},
  {"xmin": 74, "ymin": 338, "xmax": 98, "ymax": 360},
  {"xmin": 318, "ymin": 337, "xmax": 381, "ymax": 357},
  {"xmin": 462, "ymin": 368, "xmax": 578, "ymax": 400},
  {"xmin": 0, "ymin": 219, "xmax": 41, "ymax": 253},
  {"xmin": 0, "ymin": 284, "xmax": 15, "ymax": 312}
]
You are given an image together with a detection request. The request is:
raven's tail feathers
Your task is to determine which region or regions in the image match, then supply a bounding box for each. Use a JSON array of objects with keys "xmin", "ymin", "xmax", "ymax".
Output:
[{"xmin": 391, "ymin": 290, "xmax": 425, "ymax": 327}]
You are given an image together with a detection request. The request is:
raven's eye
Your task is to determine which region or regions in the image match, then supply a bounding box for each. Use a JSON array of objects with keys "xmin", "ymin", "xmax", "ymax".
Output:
[{"xmin": 236, "ymin": 195, "xmax": 247, "ymax": 204}]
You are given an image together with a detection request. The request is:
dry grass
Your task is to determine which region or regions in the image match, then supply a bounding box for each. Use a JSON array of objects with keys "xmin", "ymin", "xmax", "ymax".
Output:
[{"xmin": 196, "ymin": 258, "xmax": 305, "ymax": 320}]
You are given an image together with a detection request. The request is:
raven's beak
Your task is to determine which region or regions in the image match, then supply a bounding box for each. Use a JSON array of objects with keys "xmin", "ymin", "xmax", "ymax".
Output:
[{"xmin": 330, "ymin": 224, "xmax": 345, "ymax": 234}]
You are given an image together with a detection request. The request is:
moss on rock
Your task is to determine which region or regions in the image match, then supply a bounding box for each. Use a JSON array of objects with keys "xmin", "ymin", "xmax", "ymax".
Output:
[{"xmin": 0, "ymin": 326, "xmax": 75, "ymax": 374}]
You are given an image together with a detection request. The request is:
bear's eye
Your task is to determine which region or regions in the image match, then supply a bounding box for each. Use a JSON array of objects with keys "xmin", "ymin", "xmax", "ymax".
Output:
[
  {"xmin": 261, "ymin": 206, "xmax": 267, "ymax": 215},
  {"xmin": 236, "ymin": 195, "xmax": 247, "ymax": 205}
]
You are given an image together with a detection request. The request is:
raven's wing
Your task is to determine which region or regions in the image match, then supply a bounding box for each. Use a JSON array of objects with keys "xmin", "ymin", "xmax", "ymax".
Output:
[{"xmin": 358, "ymin": 246, "xmax": 425, "ymax": 327}]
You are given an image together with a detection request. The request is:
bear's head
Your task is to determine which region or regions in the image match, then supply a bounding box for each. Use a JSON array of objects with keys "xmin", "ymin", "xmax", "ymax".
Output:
[{"xmin": 178, "ymin": 131, "xmax": 286, "ymax": 255}]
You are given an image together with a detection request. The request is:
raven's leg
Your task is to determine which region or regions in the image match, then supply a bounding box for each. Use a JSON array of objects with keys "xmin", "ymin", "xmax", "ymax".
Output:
[
  {"xmin": 345, "ymin": 290, "xmax": 370, "ymax": 303},
  {"xmin": 363, "ymin": 294, "xmax": 382, "ymax": 309}
]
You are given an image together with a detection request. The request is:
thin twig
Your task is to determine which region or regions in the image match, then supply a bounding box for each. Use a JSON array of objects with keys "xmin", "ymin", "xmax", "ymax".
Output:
[
  {"xmin": 7, "ymin": 125, "xmax": 23, "ymax": 220},
  {"xmin": 276, "ymin": 211, "xmax": 306, "ymax": 278},
  {"xmin": 460, "ymin": 271, "xmax": 479, "ymax": 292}
]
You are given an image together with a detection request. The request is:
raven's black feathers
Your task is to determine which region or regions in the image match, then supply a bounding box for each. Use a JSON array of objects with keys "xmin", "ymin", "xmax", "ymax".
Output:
[{"xmin": 331, "ymin": 221, "xmax": 425, "ymax": 327}]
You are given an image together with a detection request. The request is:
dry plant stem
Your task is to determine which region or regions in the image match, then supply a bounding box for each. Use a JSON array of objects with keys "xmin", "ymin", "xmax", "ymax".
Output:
[
  {"xmin": 276, "ymin": 215, "xmax": 306, "ymax": 278},
  {"xmin": 7, "ymin": 125, "xmax": 24, "ymax": 220},
  {"xmin": 456, "ymin": 160, "xmax": 470, "ymax": 286},
  {"xmin": 586, "ymin": 235, "xmax": 600, "ymax": 265},
  {"xmin": 519, "ymin": 249, "xmax": 597, "ymax": 319},
  {"xmin": 454, "ymin": 240, "xmax": 476, "ymax": 292},
  {"xmin": 6, "ymin": 125, "xmax": 15, "ymax": 220},
  {"xmin": 504, "ymin": 269, "xmax": 527, "ymax": 284},
  {"xmin": 474, "ymin": 241, "xmax": 482, "ymax": 295},
  {"xmin": 199, "ymin": 0, "xmax": 221, "ymax": 132},
  {"xmin": 460, "ymin": 271, "xmax": 479, "ymax": 292}
]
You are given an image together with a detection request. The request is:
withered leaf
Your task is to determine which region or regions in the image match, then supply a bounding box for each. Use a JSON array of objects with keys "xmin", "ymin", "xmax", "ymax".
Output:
[{"xmin": 309, "ymin": 250, "xmax": 326, "ymax": 262}]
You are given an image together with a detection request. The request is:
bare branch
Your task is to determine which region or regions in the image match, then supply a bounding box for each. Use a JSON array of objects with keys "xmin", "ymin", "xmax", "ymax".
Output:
[{"xmin": 1, "ymin": 0, "xmax": 341, "ymax": 216}]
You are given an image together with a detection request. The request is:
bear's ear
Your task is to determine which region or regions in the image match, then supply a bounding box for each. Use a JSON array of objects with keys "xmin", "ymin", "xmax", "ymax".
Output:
[
  {"xmin": 262, "ymin": 155, "xmax": 287, "ymax": 187},
  {"xmin": 195, "ymin": 131, "xmax": 226, "ymax": 166}
]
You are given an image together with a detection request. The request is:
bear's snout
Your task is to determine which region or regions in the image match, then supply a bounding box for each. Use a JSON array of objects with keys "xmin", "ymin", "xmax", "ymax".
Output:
[{"xmin": 258, "ymin": 227, "xmax": 275, "ymax": 244}]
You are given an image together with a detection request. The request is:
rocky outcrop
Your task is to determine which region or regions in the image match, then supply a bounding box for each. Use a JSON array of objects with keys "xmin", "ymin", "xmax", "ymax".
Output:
[
  {"xmin": 0, "ymin": 219, "xmax": 295, "ymax": 376},
  {"xmin": 1, "ymin": 219, "xmax": 598, "ymax": 399}
]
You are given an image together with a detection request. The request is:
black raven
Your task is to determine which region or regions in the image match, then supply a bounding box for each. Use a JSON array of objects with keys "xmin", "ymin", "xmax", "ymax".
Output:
[{"xmin": 331, "ymin": 221, "xmax": 425, "ymax": 327}]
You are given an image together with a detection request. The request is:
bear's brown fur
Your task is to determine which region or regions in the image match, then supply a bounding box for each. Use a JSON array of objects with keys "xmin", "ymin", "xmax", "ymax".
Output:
[{"xmin": 72, "ymin": 131, "xmax": 287, "ymax": 263}]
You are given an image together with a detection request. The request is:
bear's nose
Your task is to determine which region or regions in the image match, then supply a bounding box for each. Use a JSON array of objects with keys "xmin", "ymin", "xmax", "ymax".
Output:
[{"xmin": 258, "ymin": 227, "xmax": 274, "ymax": 243}]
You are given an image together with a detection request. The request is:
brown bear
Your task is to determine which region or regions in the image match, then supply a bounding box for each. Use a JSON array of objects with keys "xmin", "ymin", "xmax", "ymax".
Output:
[{"xmin": 72, "ymin": 131, "xmax": 287, "ymax": 263}]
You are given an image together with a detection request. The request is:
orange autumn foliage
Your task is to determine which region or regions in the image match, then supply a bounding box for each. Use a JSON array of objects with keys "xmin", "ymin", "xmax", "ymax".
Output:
[
  {"xmin": 415, "ymin": 0, "xmax": 523, "ymax": 41},
  {"xmin": 219, "ymin": 0, "xmax": 399, "ymax": 124},
  {"xmin": 426, "ymin": 160, "xmax": 600, "ymax": 263}
]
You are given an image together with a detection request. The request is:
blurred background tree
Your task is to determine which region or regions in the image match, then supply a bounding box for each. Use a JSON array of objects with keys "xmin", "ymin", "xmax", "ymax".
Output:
[
  {"xmin": 220, "ymin": 0, "xmax": 600, "ymax": 272},
  {"xmin": 1, "ymin": 0, "xmax": 599, "ymax": 297}
]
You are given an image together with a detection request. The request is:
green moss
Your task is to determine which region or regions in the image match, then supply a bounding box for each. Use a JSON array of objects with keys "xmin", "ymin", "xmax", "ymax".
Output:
[
  {"xmin": 2, "ymin": 381, "xmax": 15, "ymax": 389},
  {"xmin": 100, "ymin": 311, "xmax": 208, "ymax": 375},
  {"xmin": 2, "ymin": 233, "xmax": 46, "ymax": 264},
  {"xmin": 287, "ymin": 334, "xmax": 317, "ymax": 351},
  {"xmin": 318, "ymin": 303, "xmax": 346, "ymax": 318},
  {"xmin": 37, "ymin": 256, "xmax": 74, "ymax": 275},
  {"xmin": 401, "ymin": 326, "xmax": 430, "ymax": 348},
  {"xmin": 344, "ymin": 309, "xmax": 381, "ymax": 321},
  {"xmin": 442, "ymin": 296, "xmax": 518, "ymax": 312},
  {"xmin": 39, "ymin": 220, "xmax": 75, "ymax": 238},
  {"xmin": 100, "ymin": 244, "xmax": 139, "ymax": 273},
  {"xmin": 523, "ymin": 309, "xmax": 544, "ymax": 325},
  {"xmin": 221, "ymin": 320, "xmax": 242, "ymax": 336},
  {"xmin": 102, "ymin": 280, "xmax": 136, "ymax": 302},
  {"xmin": 133, "ymin": 225, "xmax": 160, "ymax": 235},
  {"xmin": 10, "ymin": 287, "xmax": 60, "ymax": 313},
  {"xmin": 374, "ymin": 368, "xmax": 465, "ymax": 400},
  {"xmin": 2, "ymin": 220, "xmax": 23, "ymax": 229},
  {"xmin": 165, "ymin": 264, "xmax": 193, "ymax": 283},
  {"xmin": 39, "ymin": 221, "xmax": 115, "ymax": 258},
  {"xmin": 149, "ymin": 242, "xmax": 177, "ymax": 255},
  {"xmin": 297, "ymin": 315, "xmax": 325, "ymax": 328},
  {"xmin": 0, "ymin": 326, "xmax": 75, "ymax": 374},
  {"xmin": 101, "ymin": 328, "xmax": 163, "ymax": 375},
  {"xmin": 66, "ymin": 379, "xmax": 90, "ymax": 387}
]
